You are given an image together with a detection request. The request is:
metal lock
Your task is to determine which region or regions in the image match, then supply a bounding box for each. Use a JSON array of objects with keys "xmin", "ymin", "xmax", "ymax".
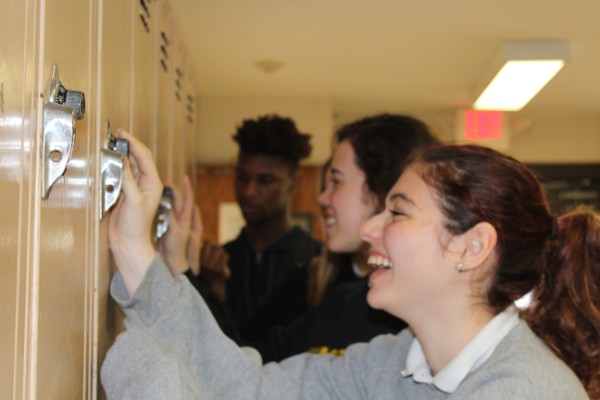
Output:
[
  {"xmin": 153, "ymin": 186, "xmax": 174, "ymax": 242},
  {"xmin": 100, "ymin": 120, "xmax": 129, "ymax": 220},
  {"xmin": 41, "ymin": 64, "xmax": 86, "ymax": 199},
  {"xmin": 48, "ymin": 65, "xmax": 85, "ymax": 119}
]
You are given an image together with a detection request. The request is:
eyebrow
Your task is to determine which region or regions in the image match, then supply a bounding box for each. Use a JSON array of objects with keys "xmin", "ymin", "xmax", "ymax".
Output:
[{"xmin": 388, "ymin": 192, "xmax": 417, "ymax": 207}]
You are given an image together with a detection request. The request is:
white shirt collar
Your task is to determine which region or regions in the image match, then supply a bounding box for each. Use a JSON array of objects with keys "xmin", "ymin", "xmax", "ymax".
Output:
[{"xmin": 401, "ymin": 307, "xmax": 520, "ymax": 393}]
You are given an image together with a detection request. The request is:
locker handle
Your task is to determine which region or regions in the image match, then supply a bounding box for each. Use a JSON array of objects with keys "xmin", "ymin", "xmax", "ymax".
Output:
[
  {"xmin": 41, "ymin": 102, "xmax": 76, "ymax": 199},
  {"xmin": 100, "ymin": 120, "xmax": 129, "ymax": 220},
  {"xmin": 153, "ymin": 186, "xmax": 174, "ymax": 242},
  {"xmin": 41, "ymin": 64, "xmax": 86, "ymax": 199}
]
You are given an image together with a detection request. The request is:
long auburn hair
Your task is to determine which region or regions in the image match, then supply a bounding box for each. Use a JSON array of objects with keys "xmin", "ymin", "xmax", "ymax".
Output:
[{"xmin": 411, "ymin": 144, "xmax": 599, "ymax": 398}]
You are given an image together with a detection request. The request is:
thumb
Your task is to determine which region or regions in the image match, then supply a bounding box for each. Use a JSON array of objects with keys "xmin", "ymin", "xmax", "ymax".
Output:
[
  {"xmin": 120, "ymin": 158, "xmax": 141, "ymax": 204},
  {"xmin": 179, "ymin": 176, "xmax": 194, "ymax": 227}
]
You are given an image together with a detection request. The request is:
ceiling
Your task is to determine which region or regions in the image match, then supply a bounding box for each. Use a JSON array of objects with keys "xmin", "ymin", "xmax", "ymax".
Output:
[{"xmin": 169, "ymin": 0, "xmax": 600, "ymax": 119}]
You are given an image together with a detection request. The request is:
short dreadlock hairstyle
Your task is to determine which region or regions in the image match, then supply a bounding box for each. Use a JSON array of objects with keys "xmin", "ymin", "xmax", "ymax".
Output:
[{"xmin": 233, "ymin": 114, "xmax": 312, "ymax": 173}]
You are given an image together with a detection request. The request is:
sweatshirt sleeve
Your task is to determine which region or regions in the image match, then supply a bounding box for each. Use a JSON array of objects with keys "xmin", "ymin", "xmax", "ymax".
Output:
[{"xmin": 101, "ymin": 255, "xmax": 382, "ymax": 400}]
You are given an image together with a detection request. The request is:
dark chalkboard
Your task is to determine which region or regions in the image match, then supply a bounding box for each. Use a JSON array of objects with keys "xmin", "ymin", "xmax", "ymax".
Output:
[{"xmin": 527, "ymin": 164, "xmax": 600, "ymax": 214}]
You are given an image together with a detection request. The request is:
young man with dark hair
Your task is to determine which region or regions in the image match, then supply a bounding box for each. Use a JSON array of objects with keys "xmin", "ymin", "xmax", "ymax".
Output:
[{"xmin": 202, "ymin": 114, "xmax": 322, "ymax": 342}]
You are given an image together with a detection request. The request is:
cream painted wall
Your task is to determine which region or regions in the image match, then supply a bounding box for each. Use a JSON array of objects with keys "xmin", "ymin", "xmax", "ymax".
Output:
[
  {"xmin": 197, "ymin": 102, "xmax": 600, "ymax": 165},
  {"xmin": 425, "ymin": 111, "xmax": 600, "ymax": 164},
  {"xmin": 510, "ymin": 114, "xmax": 600, "ymax": 163},
  {"xmin": 196, "ymin": 97, "xmax": 333, "ymax": 165}
]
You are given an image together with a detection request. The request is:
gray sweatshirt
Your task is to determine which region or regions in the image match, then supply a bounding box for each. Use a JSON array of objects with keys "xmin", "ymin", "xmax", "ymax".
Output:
[{"xmin": 101, "ymin": 256, "xmax": 588, "ymax": 400}]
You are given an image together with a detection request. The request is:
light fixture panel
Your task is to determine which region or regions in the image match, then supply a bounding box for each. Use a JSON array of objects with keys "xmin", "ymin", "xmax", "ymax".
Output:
[{"xmin": 473, "ymin": 41, "xmax": 569, "ymax": 111}]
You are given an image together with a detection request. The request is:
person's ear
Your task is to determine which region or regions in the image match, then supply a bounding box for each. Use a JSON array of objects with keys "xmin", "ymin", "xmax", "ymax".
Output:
[{"xmin": 455, "ymin": 222, "xmax": 497, "ymax": 273}]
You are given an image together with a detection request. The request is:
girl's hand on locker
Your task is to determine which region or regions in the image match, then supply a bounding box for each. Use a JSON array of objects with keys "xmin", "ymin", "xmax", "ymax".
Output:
[
  {"xmin": 108, "ymin": 129, "xmax": 163, "ymax": 296},
  {"xmin": 187, "ymin": 204, "xmax": 203, "ymax": 276},
  {"xmin": 158, "ymin": 176, "xmax": 195, "ymax": 276}
]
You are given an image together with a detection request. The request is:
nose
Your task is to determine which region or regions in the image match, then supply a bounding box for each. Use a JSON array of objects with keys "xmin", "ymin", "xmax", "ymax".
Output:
[
  {"xmin": 318, "ymin": 185, "xmax": 331, "ymax": 207},
  {"xmin": 242, "ymin": 179, "xmax": 259, "ymax": 197},
  {"xmin": 359, "ymin": 211, "xmax": 384, "ymax": 245}
]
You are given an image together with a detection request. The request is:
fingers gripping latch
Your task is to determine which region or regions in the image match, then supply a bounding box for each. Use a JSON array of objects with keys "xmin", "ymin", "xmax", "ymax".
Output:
[{"xmin": 100, "ymin": 120, "xmax": 129, "ymax": 220}]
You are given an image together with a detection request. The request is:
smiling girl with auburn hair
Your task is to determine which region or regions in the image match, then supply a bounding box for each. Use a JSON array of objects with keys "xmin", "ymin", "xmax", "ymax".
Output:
[{"xmin": 102, "ymin": 135, "xmax": 598, "ymax": 399}]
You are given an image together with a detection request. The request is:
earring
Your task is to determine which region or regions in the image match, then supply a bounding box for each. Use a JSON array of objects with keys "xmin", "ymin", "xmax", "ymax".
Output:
[{"xmin": 455, "ymin": 262, "xmax": 468, "ymax": 272}]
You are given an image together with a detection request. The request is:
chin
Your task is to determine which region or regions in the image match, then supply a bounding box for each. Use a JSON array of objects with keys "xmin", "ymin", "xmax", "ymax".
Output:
[
  {"xmin": 325, "ymin": 238, "xmax": 344, "ymax": 253},
  {"xmin": 327, "ymin": 238, "xmax": 358, "ymax": 254},
  {"xmin": 366, "ymin": 288, "xmax": 385, "ymax": 311}
]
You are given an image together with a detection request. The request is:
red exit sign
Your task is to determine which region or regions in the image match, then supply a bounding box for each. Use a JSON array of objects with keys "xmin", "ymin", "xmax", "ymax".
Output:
[{"xmin": 464, "ymin": 110, "xmax": 504, "ymax": 140}]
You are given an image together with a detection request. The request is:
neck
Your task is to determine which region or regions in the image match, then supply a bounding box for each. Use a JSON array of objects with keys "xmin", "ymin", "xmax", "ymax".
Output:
[
  {"xmin": 245, "ymin": 216, "xmax": 293, "ymax": 251},
  {"xmin": 351, "ymin": 245, "xmax": 372, "ymax": 277},
  {"xmin": 409, "ymin": 300, "xmax": 494, "ymax": 374}
]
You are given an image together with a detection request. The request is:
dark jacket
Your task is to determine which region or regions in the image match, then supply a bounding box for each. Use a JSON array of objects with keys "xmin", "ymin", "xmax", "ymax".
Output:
[
  {"xmin": 257, "ymin": 277, "xmax": 407, "ymax": 362},
  {"xmin": 224, "ymin": 226, "xmax": 322, "ymax": 342}
]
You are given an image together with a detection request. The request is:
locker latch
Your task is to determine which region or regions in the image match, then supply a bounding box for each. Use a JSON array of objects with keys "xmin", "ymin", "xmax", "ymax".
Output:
[
  {"xmin": 153, "ymin": 186, "xmax": 174, "ymax": 242},
  {"xmin": 100, "ymin": 120, "xmax": 129, "ymax": 220},
  {"xmin": 41, "ymin": 64, "xmax": 86, "ymax": 199}
]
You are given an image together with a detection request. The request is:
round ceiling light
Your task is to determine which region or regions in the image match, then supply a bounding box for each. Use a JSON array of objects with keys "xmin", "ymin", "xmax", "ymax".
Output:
[{"xmin": 255, "ymin": 59, "xmax": 284, "ymax": 74}]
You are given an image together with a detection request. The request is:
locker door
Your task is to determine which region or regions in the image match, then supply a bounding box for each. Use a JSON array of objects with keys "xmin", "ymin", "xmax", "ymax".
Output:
[
  {"xmin": 35, "ymin": 0, "xmax": 96, "ymax": 398},
  {"xmin": 156, "ymin": 0, "xmax": 174, "ymax": 181},
  {"xmin": 0, "ymin": 1, "xmax": 37, "ymax": 399},
  {"xmin": 185, "ymin": 70, "xmax": 197, "ymax": 186},
  {"xmin": 94, "ymin": 1, "xmax": 133, "ymax": 398},
  {"xmin": 131, "ymin": 0, "xmax": 157, "ymax": 151},
  {"xmin": 172, "ymin": 38, "xmax": 191, "ymax": 184}
]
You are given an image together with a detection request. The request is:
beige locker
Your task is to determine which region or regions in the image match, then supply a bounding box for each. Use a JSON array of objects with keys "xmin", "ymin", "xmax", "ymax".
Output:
[
  {"xmin": 0, "ymin": 0, "xmax": 37, "ymax": 398},
  {"xmin": 185, "ymin": 70, "xmax": 198, "ymax": 186},
  {"xmin": 95, "ymin": 1, "xmax": 134, "ymax": 398},
  {"xmin": 174, "ymin": 45, "xmax": 196, "ymax": 185},
  {"xmin": 35, "ymin": 0, "xmax": 96, "ymax": 398},
  {"xmin": 1, "ymin": 0, "xmax": 196, "ymax": 398},
  {"xmin": 130, "ymin": 0, "xmax": 157, "ymax": 151},
  {"xmin": 172, "ymin": 33, "xmax": 187, "ymax": 185},
  {"xmin": 155, "ymin": 0, "xmax": 174, "ymax": 182}
]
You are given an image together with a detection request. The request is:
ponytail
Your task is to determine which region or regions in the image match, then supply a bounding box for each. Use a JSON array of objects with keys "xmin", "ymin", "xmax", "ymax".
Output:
[
  {"xmin": 411, "ymin": 144, "xmax": 599, "ymax": 397},
  {"xmin": 525, "ymin": 206, "xmax": 600, "ymax": 399}
]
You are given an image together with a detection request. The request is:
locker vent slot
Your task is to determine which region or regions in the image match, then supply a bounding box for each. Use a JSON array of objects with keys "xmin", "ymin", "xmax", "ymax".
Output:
[
  {"xmin": 140, "ymin": 0, "xmax": 151, "ymax": 18},
  {"xmin": 139, "ymin": 14, "xmax": 150, "ymax": 33}
]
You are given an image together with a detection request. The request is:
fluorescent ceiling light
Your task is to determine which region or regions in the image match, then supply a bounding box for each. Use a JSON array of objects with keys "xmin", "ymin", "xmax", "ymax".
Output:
[{"xmin": 473, "ymin": 42, "xmax": 569, "ymax": 112}]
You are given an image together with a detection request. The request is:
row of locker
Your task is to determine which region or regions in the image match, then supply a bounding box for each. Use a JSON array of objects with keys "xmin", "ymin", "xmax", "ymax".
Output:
[{"xmin": 0, "ymin": 0, "xmax": 196, "ymax": 398}]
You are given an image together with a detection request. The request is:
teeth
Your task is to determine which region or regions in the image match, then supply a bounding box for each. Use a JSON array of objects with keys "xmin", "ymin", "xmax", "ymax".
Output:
[
  {"xmin": 367, "ymin": 255, "xmax": 393, "ymax": 269},
  {"xmin": 324, "ymin": 217, "xmax": 336, "ymax": 226}
]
